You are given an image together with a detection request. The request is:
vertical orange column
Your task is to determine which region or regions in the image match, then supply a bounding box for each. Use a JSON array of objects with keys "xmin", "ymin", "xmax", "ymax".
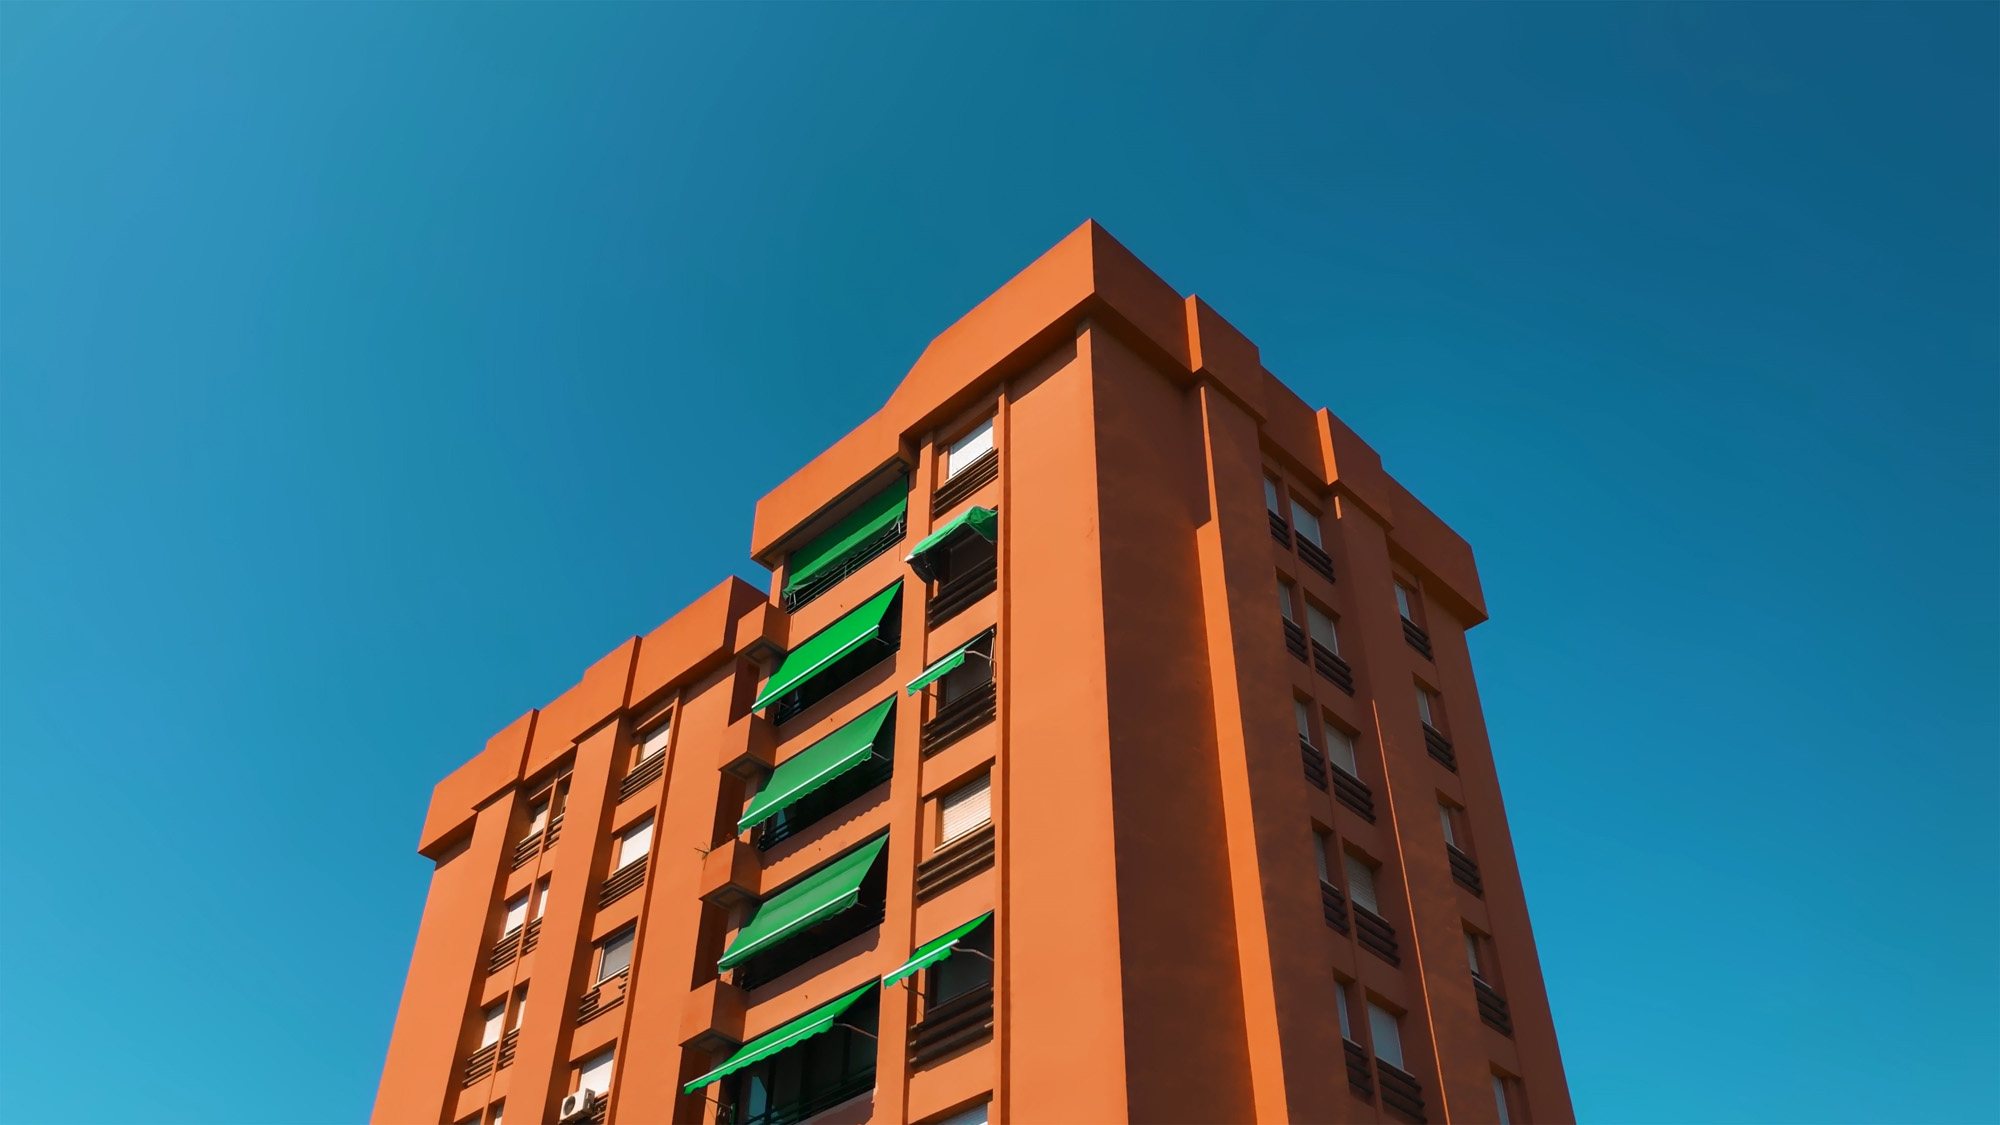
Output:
[{"xmin": 373, "ymin": 797, "xmax": 514, "ymax": 1124}]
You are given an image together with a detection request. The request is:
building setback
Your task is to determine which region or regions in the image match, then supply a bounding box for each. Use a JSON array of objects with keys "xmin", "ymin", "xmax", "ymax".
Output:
[{"xmin": 373, "ymin": 221, "xmax": 1573, "ymax": 1125}]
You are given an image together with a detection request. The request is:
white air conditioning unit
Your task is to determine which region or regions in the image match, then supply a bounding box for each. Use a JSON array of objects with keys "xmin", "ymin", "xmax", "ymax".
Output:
[{"xmin": 558, "ymin": 1088, "xmax": 601, "ymax": 1122}]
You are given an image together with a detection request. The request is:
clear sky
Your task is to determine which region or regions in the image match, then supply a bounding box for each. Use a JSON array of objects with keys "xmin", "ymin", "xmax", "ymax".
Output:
[{"xmin": 2, "ymin": 4, "xmax": 1995, "ymax": 1123}]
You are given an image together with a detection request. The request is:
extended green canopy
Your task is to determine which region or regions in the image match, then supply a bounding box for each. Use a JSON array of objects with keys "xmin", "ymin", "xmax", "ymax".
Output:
[
  {"xmin": 682, "ymin": 982, "xmax": 876, "ymax": 1093},
  {"xmin": 751, "ymin": 584, "xmax": 902, "ymax": 713},
  {"xmin": 906, "ymin": 634, "xmax": 987, "ymax": 695},
  {"xmin": 784, "ymin": 481, "xmax": 909, "ymax": 598},
  {"xmin": 881, "ymin": 912, "xmax": 992, "ymax": 989},
  {"xmin": 717, "ymin": 835, "xmax": 888, "ymax": 972},
  {"xmin": 905, "ymin": 506, "xmax": 997, "ymax": 581},
  {"xmin": 737, "ymin": 697, "xmax": 895, "ymax": 834}
]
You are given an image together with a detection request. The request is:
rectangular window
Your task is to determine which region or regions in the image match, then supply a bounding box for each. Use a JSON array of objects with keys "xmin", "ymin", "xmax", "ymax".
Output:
[
  {"xmin": 502, "ymin": 891, "xmax": 529, "ymax": 935},
  {"xmin": 1306, "ymin": 604, "xmax": 1339, "ymax": 653},
  {"xmin": 1366, "ymin": 1002, "xmax": 1405, "ymax": 1068},
  {"xmin": 1439, "ymin": 802, "xmax": 1460, "ymax": 847},
  {"xmin": 489, "ymin": 1102, "xmax": 504, "ymax": 1125},
  {"xmin": 1466, "ymin": 930, "xmax": 1485, "ymax": 978},
  {"xmin": 1493, "ymin": 1073, "xmax": 1523, "ymax": 1125},
  {"xmin": 933, "ymin": 1102, "xmax": 990, "ymax": 1125},
  {"xmin": 1277, "ymin": 577, "xmax": 1297, "ymax": 623},
  {"xmin": 479, "ymin": 1000, "xmax": 505, "ymax": 1047},
  {"xmin": 1335, "ymin": 980, "xmax": 1354, "ymax": 1041},
  {"xmin": 1263, "ymin": 477, "xmax": 1283, "ymax": 514},
  {"xmin": 1290, "ymin": 498, "xmax": 1323, "ymax": 546},
  {"xmin": 522, "ymin": 800, "xmax": 549, "ymax": 842},
  {"xmin": 940, "ymin": 774, "xmax": 992, "ymax": 844},
  {"xmin": 946, "ymin": 417, "xmax": 994, "ymax": 479},
  {"xmin": 1416, "ymin": 686, "xmax": 1436, "ymax": 728},
  {"xmin": 532, "ymin": 877, "xmax": 551, "ymax": 919},
  {"xmin": 509, "ymin": 988, "xmax": 527, "ymax": 1031},
  {"xmin": 637, "ymin": 719, "xmax": 671, "ymax": 763},
  {"xmin": 577, "ymin": 1047, "xmax": 615, "ymax": 1095},
  {"xmin": 1294, "ymin": 699, "xmax": 1316, "ymax": 745},
  {"xmin": 596, "ymin": 927, "xmax": 635, "ymax": 983},
  {"xmin": 1343, "ymin": 853, "xmax": 1380, "ymax": 914},
  {"xmin": 1313, "ymin": 829, "xmax": 1333, "ymax": 883},
  {"xmin": 938, "ymin": 649, "xmax": 993, "ymax": 705},
  {"xmin": 1394, "ymin": 582, "xmax": 1417, "ymax": 622},
  {"xmin": 929, "ymin": 918, "xmax": 994, "ymax": 1006},
  {"xmin": 1325, "ymin": 725, "xmax": 1359, "ymax": 775},
  {"xmin": 614, "ymin": 817, "xmax": 654, "ymax": 870}
]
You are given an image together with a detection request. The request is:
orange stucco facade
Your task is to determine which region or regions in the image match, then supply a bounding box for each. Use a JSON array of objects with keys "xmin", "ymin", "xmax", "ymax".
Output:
[{"xmin": 374, "ymin": 222, "xmax": 1572, "ymax": 1125}]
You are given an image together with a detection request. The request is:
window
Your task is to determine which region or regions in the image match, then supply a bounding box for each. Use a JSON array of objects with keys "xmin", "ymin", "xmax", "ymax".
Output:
[
  {"xmin": 721, "ymin": 1000, "xmax": 877, "ymax": 1125},
  {"xmin": 927, "ymin": 918, "xmax": 994, "ymax": 1006},
  {"xmin": 501, "ymin": 891, "xmax": 529, "ymax": 935},
  {"xmin": 637, "ymin": 718, "xmax": 671, "ymax": 764},
  {"xmin": 1334, "ymin": 978, "xmax": 1355, "ymax": 1041},
  {"xmin": 614, "ymin": 817, "xmax": 653, "ymax": 870},
  {"xmin": 939, "ymin": 774, "xmax": 992, "ymax": 844},
  {"xmin": 576, "ymin": 1047, "xmax": 615, "ymax": 1095},
  {"xmin": 1313, "ymin": 829, "xmax": 1334, "ymax": 883},
  {"xmin": 1290, "ymin": 498, "xmax": 1323, "ymax": 546},
  {"xmin": 1366, "ymin": 1002, "xmax": 1404, "ymax": 1068},
  {"xmin": 489, "ymin": 1103, "xmax": 504, "ymax": 1125},
  {"xmin": 932, "ymin": 1102, "xmax": 990, "ymax": 1125},
  {"xmin": 1493, "ymin": 1073, "xmax": 1524, "ymax": 1125},
  {"xmin": 1343, "ymin": 854, "xmax": 1380, "ymax": 914},
  {"xmin": 522, "ymin": 799, "xmax": 549, "ymax": 842},
  {"xmin": 1294, "ymin": 698, "xmax": 1317, "ymax": 747},
  {"xmin": 1394, "ymin": 582, "xmax": 1418, "ymax": 623},
  {"xmin": 596, "ymin": 927, "xmax": 635, "ymax": 983},
  {"xmin": 532, "ymin": 877, "xmax": 551, "ymax": 919},
  {"xmin": 1306, "ymin": 604, "xmax": 1339, "ymax": 653},
  {"xmin": 1325, "ymin": 724, "xmax": 1359, "ymax": 775},
  {"xmin": 945, "ymin": 417, "xmax": 994, "ymax": 479},
  {"xmin": 1263, "ymin": 477, "xmax": 1283, "ymax": 515},
  {"xmin": 1439, "ymin": 802, "xmax": 1461, "ymax": 848},
  {"xmin": 1465, "ymin": 930, "xmax": 1486, "ymax": 980},
  {"xmin": 938, "ymin": 646, "xmax": 993, "ymax": 705},
  {"xmin": 1416, "ymin": 686, "xmax": 1438, "ymax": 729},
  {"xmin": 1277, "ymin": 577, "xmax": 1298, "ymax": 623},
  {"xmin": 508, "ymin": 988, "xmax": 526, "ymax": 1031},
  {"xmin": 479, "ymin": 1000, "xmax": 505, "ymax": 1048}
]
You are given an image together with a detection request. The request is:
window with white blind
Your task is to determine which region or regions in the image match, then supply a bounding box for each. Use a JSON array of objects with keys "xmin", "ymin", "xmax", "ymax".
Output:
[
  {"xmin": 637, "ymin": 719, "xmax": 671, "ymax": 763},
  {"xmin": 490, "ymin": 1102, "xmax": 504, "ymax": 1125},
  {"xmin": 1343, "ymin": 854, "xmax": 1380, "ymax": 914},
  {"xmin": 1394, "ymin": 582, "xmax": 1417, "ymax": 622},
  {"xmin": 1307, "ymin": 604, "xmax": 1339, "ymax": 653},
  {"xmin": 1439, "ymin": 802, "xmax": 1460, "ymax": 847},
  {"xmin": 508, "ymin": 989, "xmax": 526, "ymax": 1031},
  {"xmin": 946, "ymin": 417, "xmax": 994, "ymax": 478},
  {"xmin": 1367, "ymin": 1002, "xmax": 1405, "ymax": 1068},
  {"xmin": 940, "ymin": 774, "xmax": 992, "ymax": 844},
  {"xmin": 1326, "ymin": 725, "xmax": 1359, "ymax": 775},
  {"xmin": 1277, "ymin": 577, "xmax": 1298, "ymax": 622},
  {"xmin": 532, "ymin": 877, "xmax": 550, "ymax": 919},
  {"xmin": 522, "ymin": 799, "xmax": 549, "ymax": 842},
  {"xmin": 577, "ymin": 1047, "xmax": 615, "ymax": 1095},
  {"xmin": 596, "ymin": 927, "xmax": 634, "ymax": 983},
  {"xmin": 1335, "ymin": 980, "xmax": 1355, "ymax": 1041},
  {"xmin": 1291, "ymin": 499, "xmax": 1323, "ymax": 546},
  {"xmin": 501, "ymin": 891, "xmax": 529, "ymax": 935},
  {"xmin": 479, "ymin": 1000, "xmax": 505, "ymax": 1047},
  {"xmin": 614, "ymin": 817, "xmax": 653, "ymax": 869}
]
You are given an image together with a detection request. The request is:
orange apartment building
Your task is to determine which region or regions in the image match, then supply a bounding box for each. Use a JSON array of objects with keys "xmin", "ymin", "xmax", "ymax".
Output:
[{"xmin": 372, "ymin": 221, "xmax": 1573, "ymax": 1125}]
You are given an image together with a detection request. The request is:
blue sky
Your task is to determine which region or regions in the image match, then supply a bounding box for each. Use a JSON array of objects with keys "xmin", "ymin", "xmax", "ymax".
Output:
[{"xmin": 2, "ymin": 4, "xmax": 1995, "ymax": 1123}]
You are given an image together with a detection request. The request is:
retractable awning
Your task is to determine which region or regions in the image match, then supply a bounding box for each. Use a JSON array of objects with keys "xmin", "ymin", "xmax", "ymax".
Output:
[
  {"xmin": 717, "ymin": 836, "xmax": 889, "ymax": 972},
  {"xmin": 881, "ymin": 912, "xmax": 993, "ymax": 989},
  {"xmin": 906, "ymin": 633, "xmax": 988, "ymax": 695},
  {"xmin": 905, "ymin": 506, "xmax": 997, "ymax": 582},
  {"xmin": 751, "ymin": 584, "xmax": 902, "ymax": 713},
  {"xmin": 737, "ymin": 697, "xmax": 895, "ymax": 835},
  {"xmin": 682, "ymin": 982, "xmax": 876, "ymax": 1093},
  {"xmin": 784, "ymin": 483, "xmax": 909, "ymax": 599}
]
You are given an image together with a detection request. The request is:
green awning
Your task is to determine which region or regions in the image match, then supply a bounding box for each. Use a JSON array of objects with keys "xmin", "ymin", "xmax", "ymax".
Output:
[
  {"xmin": 784, "ymin": 481, "xmax": 909, "ymax": 598},
  {"xmin": 881, "ymin": 912, "xmax": 992, "ymax": 989},
  {"xmin": 737, "ymin": 697, "xmax": 895, "ymax": 834},
  {"xmin": 682, "ymin": 982, "xmax": 876, "ymax": 1093},
  {"xmin": 717, "ymin": 835, "xmax": 888, "ymax": 971},
  {"xmin": 751, "ymin": 584, "xmax": 902, "ymax": 713},
  {"xmin": 906, "ymin": 634, "xmax": 986, "ymax": 695},
  {"xmin": 905, "ymin": 506, "xmax": 997, "ymax": 581}
]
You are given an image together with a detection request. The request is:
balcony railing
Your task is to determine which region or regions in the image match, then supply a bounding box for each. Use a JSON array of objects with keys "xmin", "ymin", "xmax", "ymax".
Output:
[
  {"xmin": 1311, "ymin": 642, "xmax": 1355, "ymax": 695},
  {"xmin": 783, "ymin": 517, "xmax": 907, "ymax": 613},
  {"xmin": 497, "ymin": 1028, "xmax": 518, "ymax": 1070},
  {"xmin": 928, "ymin": 557, "xmax": 996, "ymax": 628},
  {"xmin": 576, "ymin": 969, "xmax": 630, "ymax": 1026},
  {"xmin": 599, "ymin": 856, "xmax": 647, "ymax": 909},
  {"xmin": 1474, "ymin": 976, "xmax": 1513, "ymax": 1036},
  {"xmin": 916, "ymin": 823, "xmax": 995, "ymax": 902},
  {"xmin": 1446, "ymin": 844, "xmax": 1482, "ymax": 895},
  {"xmin": 1300, "ymin": 738, "xmax": 1328, "ymax": 790},
  {"xmin": 512, "ymin": 813, "xmax": 563, "ymax": 870},
  {"xmin": 1319, "ymin": 879, "xmax": 1350, "ymax": 935},
  {"xmin": 1342, "ymin": 1039, "xmax": 1375, "ymax": 1101},
  {"xmin": 909, "ymin": 982, "xmax": 995, "ymax": 1066},
  {"xmin": 724, "ymin": 1070, "xmax": 874, "ymax": 1125},
  {"xmin": 1268, "ymin": 511, "xmax": 1292, "ymax": 546},
  {"xmin": 933, "ymin": 450, "xmax": 998, "ymax": 512},
  {"xmin": 618, "ymin": 752, "xmax": 665, "ymax": 802},
  {"xmin": 460, "ymin": 1041, "xmax": 498, "ymax": 1087},
  {"xmin": 1282, "ymin": 619, "xmax": 1307, "ymax": 661},
  {"xmin": 1422, "ymin": 725, "xmax": 1456, "ymax": 771},
  {"xmin": 1401, "ymin": 617, "xmax": 1433, "ymax": 660},
  {"xmin": 1296, "ymin": 537, "xmax": 1335, "ymax": 581},
  {"xmin": 921, "ymin": 680, "xmax": 995, "ymax": 755},
  {"xmin": 521, "ymin": 916, "xmax": 541, "ymax": 956},
  {"xmin": 1376, "ymin": 1060, "xmax": 1427, "ymax": 1123},
  {"xmin": 1354, "ymin": 905, "xmax": 1400, "ymax": 965},
  {"xmin": 1331, "ymin": 765, "xmax": 1375, "ymax": 822}
]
